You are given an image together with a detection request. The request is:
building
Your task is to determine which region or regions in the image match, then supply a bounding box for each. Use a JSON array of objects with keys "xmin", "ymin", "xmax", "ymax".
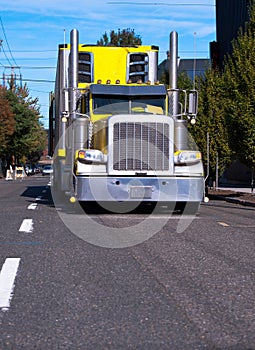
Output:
[
  {"xmin": 159, "ymin": 1, "xmax": 251, "ymax": 76},
  {"xmin": 216, "ymin": 0, "xmax": 250, "ymax": 70},
  {"xmin": 215, "ymin": 0, "xmax": 253, "ymax": 185},
  {"xmin": 158, "ymin": 56, "xmax": 210, "ymax": 84}
]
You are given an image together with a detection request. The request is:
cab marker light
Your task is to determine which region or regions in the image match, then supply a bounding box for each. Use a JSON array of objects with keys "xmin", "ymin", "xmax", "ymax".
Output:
[{"xmin": 78, "ymin": 150, "xmax": 86, "ymax": 159}]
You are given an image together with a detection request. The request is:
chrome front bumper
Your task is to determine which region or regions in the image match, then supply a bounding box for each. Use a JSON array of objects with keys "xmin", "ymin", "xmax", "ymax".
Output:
[{"xmin": 75, "ymin": 176, "xmax": 204, "ymax": 203}]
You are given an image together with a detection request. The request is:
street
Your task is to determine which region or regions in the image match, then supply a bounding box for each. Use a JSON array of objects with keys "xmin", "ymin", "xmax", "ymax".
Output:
[{"xmin": 0, "ymin": 176, "xmax": 255, "ymax": 349}]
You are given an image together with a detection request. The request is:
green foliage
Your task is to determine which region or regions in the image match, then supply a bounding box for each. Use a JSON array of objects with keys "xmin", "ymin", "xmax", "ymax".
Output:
[
  {"xmin": 0, "ymin": 87, "xmax": 15, "ymax": 154},
  {"xmin": 159, "ymin": 67, "xmax": 193, "ymax": 90},
  {"xmin": 192, "ymin": 69, "xmax": 232, "ymax": 178},
  {"xmin": 0, "ymin": 84, "xmax": 47, "ymax": 162},
  {"xmin": 97, "ymin": 28, "xmax": 142, "ymax": 46},
  {"xmin": 192, "ymin": 2, "xmax": 255, "ymax": 178},
  {"xmin": 159, "ymin": 62, "xmax": 232, "ymax": 178},
  {"xmin": 178, "ymin": 71, "xmax": 193, "ymax": 90},
  {"xmin": 159, "ymin": 65, "xmax": 232, "ymax": 178},
  {"xmin": 222, "ymin": 3, "xmax": 255, "ymax": 169}
]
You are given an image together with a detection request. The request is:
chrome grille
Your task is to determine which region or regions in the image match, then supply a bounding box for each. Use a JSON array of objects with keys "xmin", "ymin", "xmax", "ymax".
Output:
[{"xmin": 112, "ymin": 122, "xmax": 170, "ymax": 171}]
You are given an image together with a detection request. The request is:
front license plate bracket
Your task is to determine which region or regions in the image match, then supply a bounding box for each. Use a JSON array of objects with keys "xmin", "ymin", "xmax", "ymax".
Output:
[{"xmin": 130, "ymin": 186, "xmax": 153, "ymax": 199}]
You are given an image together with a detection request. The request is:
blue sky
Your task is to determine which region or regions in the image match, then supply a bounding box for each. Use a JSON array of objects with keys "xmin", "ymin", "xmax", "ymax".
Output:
[{"xmin": 0, "ymin": 0, "xmax": 216, "ymax": 128}]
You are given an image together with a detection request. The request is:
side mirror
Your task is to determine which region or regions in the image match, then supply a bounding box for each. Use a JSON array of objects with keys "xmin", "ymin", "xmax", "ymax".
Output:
[
  {"xmin": 188, "ymin": 90, "xmax": 198, "ymax": 116},
  {"xmin": 63, "ymin": 88, "xmax": 69, "ymax": 114}
]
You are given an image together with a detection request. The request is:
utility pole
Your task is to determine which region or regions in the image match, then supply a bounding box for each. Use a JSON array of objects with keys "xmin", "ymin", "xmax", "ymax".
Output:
[
  {"xmin": 1, "ymin": 37, "xmax": 22, "ymax": 87},
  {"xmin": 251, "ymin": 167, "xmax": 254, "ymax": 195},
  {"xmin": 2, "ymin": 66, "xmax": 22, "ymax": 88},
  {"xmin": 0, "ymin": 39, "xmax": 3, "ymax": 85},
  {"xmin": 215, "ymin": 152, "xmax": 219, "ymax": 190},
  {"xmin": 193, "ymin": 32, "xmax": 197, "ymax": 90}
]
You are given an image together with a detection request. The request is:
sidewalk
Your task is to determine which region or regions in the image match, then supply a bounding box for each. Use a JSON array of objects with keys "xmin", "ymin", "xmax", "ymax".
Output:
[
  {"xmin": 218, "ymin": 186, "xmax": 253, "ymax": 194},
  {"xmin": 208, "ymin": 186, "xmax": 255, "ymax": 208}
]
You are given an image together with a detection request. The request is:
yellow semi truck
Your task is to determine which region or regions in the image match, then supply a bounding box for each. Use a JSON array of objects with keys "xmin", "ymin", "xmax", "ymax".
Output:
[{"xmin": 50, "ymin": 29, "xmax": 204, "ymax": 213}]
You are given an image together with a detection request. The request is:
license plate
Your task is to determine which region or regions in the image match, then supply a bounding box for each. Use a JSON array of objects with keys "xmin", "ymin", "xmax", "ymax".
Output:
[{"xmin": 130, "ymin": 186, "xmax": 152, "ymax": 199}]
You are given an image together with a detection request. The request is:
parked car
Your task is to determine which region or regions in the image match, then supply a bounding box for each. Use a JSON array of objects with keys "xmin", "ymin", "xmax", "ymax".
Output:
[
  {"xmin": 34, "ymin": 165, "xmax": 42, "ymax": 174},
  {"xmin": 25, "ymin": 164, "xmax": 35, "ymax": 176},
  {"xmin": 42, "ymin": 165, "xmax": 53, "ymax": 176}
]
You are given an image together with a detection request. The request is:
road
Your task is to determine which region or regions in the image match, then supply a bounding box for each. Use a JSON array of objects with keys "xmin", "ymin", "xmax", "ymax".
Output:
[{"xmin": 0, "ymin": 176, "xmax": 255, "ymax": 349}]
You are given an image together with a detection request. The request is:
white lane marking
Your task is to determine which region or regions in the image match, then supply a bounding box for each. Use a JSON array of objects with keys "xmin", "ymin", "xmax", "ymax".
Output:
[
  {"xmin": 19, "ymin": 219, "xmax": 34, "ymax": 233},
  {"xmin": 218, "ymin": 221, "xmax": 230, "ymax": 227},
  {"xmin": 27, "ymin": 203, "xmax": 38, "ymax": 210},
  {"xmin": 0, "ymin": 258, "xmax": 21, "ymax": 310}
]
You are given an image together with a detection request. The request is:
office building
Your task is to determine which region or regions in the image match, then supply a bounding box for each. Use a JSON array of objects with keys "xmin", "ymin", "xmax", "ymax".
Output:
[{"xmin": 216, "ymin": 0, "xmax": 250, "ymax": 69}]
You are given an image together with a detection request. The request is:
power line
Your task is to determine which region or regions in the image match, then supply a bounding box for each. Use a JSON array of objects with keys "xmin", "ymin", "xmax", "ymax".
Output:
[
  {"xmin": 0, "ymin": 16, "xmax": 18, "ymax": 67},
  {"xmin": 0, "ymin": 42, "xmax": 13, "ymax": 66},
  {"xmin": 11, "ymin": 58, "xmax": 56, "ymax": 61},
  {"xmin": 0, "ymin": 16, "xmax": 23, "ymax": 89},
  {"xmin": 22, "ymin": 78, "xmax": 55, "ymax": 83},
  {"xmin": 11, "ymin": 49, "xmax": 57, "ymax": 53},
  {"xmin": 2, "ymin": 65, "xmax": 55, "ymax": 70},
  {"xmin": 8, "ymin": 66, "xmax": 56, "ymax": 69},
  {"xmin": 107, "ymin": 2, "xmax": 215, "ymax": 6},
  {"xmin": 2, "ymin": 65, "xmax": 20, "ymax": 69},
  {"xmin": 30, "ymin": 89, "xmax": 51, "ymax": 93}
]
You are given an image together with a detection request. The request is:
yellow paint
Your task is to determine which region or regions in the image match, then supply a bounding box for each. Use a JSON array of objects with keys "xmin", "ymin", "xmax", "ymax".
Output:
[
  {"xmin": 77, "ymin": 45, "xmax": 157, "ymax": 86},
  {"xmin": 58, "ymin": 149, "xmax": 66, "ymax": 157}
]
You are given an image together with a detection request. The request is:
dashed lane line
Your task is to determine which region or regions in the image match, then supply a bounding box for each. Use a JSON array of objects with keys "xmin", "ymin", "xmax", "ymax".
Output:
[
  {"xmin": 218, "ymin": 221, "xmax": 230, "ymax": 227},
  {"xmin": 27, "ymin": 203, "xmax": 38, "ymax": 210},
  {"xmin": 0, "ymin": 258, "xmax": 21, "ymax": 311},
  {"xmin": 19, "ymin": 219, "xmax": 34, "ymax": 233},
  {"xmin": 0, "ymin": 187, "xmax": 48, "ymax": 311}
]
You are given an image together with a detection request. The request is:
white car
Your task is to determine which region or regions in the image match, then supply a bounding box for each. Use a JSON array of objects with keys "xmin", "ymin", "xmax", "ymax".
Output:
[{"xmin": 42, "ymin": 165, "xmax": 53, "ymax": 176}]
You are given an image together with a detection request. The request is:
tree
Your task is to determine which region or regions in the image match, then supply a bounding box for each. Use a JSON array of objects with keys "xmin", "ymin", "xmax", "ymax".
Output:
[
  {"xmin": 222, "ymin": 2, "xmax": 255, "ymax": 170},
  {"xmin": 191, "ymin": 69, "xmax": 232, "ymax": 180},
  {"xmin": 189, "ymin": 2, "xmax": 255, "ymax": 181},
  {"xmin": 3, "ymin": 84, "xmax": 47, "ymax": 163},
  {"xmin": 0, "ymin": 86, "xmax": 15, "ymax": 155},
  {"xmin": 97, "ymin": 28, "xmax": 142, "ymax": 46},
  {"xmin": 159, "ymin": 61, "xmax": 232, "ymax": 179}
]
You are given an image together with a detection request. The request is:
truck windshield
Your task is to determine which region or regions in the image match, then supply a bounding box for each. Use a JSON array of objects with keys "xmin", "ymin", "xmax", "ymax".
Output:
[{"xmin": 93, "ymin": 94, "xmax": 165, "ymax": 115}]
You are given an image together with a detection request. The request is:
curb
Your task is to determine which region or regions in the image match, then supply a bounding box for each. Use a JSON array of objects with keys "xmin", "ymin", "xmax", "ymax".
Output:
[
  {"xmin": 208, "ymin": 194, "xmax": 255, "ymax": 208},
  {"xmin": 225, "ymin": 197, "xmax": 255, "ymax": 208}
]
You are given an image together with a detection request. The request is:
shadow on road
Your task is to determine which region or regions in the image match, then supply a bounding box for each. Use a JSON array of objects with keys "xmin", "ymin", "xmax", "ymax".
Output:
[{"xmin": 21, "ymin": 185, "xmax": 54, "ymax": 207}]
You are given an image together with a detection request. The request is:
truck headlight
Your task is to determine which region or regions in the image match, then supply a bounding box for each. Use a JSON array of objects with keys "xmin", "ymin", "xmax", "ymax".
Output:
[
  {"xmin": 174, "ymin": 150, "xmax": 202, "ymax": 165},
  {"xmin": 77, "ymin": 149, "xmax": 106, "ymax": 164}
]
